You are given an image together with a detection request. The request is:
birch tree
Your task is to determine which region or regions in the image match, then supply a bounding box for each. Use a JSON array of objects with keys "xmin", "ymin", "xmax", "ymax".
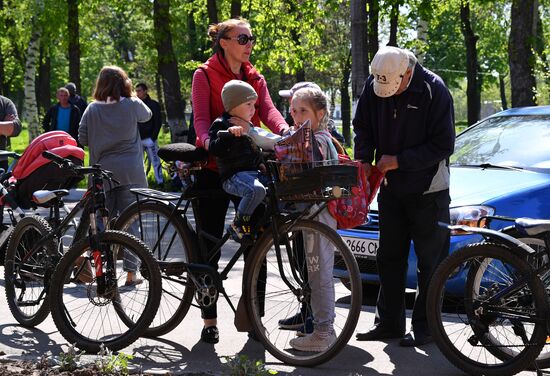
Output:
[{"xmin": 23, "ymin": 0, "xmax": 44, "ymax": 141}]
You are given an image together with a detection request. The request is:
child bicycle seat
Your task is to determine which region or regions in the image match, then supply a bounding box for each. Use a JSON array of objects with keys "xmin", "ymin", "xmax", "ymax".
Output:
[{"xmin": 158, "ymin": 143, "xmax": 208, "ymax": 163}]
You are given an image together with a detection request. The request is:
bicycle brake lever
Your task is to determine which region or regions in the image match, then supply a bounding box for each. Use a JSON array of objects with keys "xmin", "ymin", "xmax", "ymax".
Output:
[{"xmin": 42, "ymin": 151, "xmax": 75, "ymax": 169}]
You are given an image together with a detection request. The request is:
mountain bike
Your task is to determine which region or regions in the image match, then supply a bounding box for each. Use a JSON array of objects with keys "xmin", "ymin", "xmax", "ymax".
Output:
[
  {"xmin": 426, "ymin": 218, "xmax": 550, "ymax": 376},
  {"xmin": 114, "ymin": 141, "xmax": 362, "ymax": 366},
  {"xmin": 4, "ymin": 151, "xmax": 162, "ymax": 353},
  {"xmin": 0, "ymin": 151, "xmax": 24, "ymax": 262}
]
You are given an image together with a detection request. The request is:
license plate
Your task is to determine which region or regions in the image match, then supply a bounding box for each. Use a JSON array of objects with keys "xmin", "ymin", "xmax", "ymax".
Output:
[{"xmin": 342, "ymin": 236, "xmax": 379, "ymax": 259}]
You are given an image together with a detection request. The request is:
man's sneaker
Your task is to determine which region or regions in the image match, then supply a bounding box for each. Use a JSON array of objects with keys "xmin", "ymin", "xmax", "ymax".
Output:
[
  {"xmin": 296, "ymin": 316, "xmax": 314, "ymax": 337},
  {"xmin": 289, "ymin": 330, "xmax": 337, "ymax": 352},
  {"xmin": 278, "ymin": 311, "xmax": 311, "ymax": 330}
]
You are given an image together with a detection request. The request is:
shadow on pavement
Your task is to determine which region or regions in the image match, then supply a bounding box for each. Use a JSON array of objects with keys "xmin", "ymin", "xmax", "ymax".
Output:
[
  {"xmin": 236, "ymin": 335, "xmax": 266, "ymax": 364},
  {"xmin": 384, "ymin": 340, "xmax": 461, "ymax": 376},
  {"xmin": 261, "ymin": 343, "xmax": 376, "ymax": 375},
  {"xmin": 0, "ymin": 324, "xmax": 64, "ymax": 356},
  {"xmin": 130, "ymin": 336, "xmax": 224, "ymax": 374}
]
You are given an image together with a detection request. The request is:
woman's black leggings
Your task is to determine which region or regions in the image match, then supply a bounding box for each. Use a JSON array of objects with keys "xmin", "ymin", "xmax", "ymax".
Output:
[{"xmin": 194, "ymin": 168, "xmax": 266, "ymax": 320}]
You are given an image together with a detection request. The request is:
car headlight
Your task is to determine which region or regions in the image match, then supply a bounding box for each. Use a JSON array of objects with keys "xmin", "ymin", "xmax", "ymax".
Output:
[{"xmin": 449, "ymin": 205, "xmax": 495, "ymax": 234}]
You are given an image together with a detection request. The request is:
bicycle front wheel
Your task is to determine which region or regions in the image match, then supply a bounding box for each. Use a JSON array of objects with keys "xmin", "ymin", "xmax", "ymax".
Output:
[
  {"xmin": 4, "ymin": 215, "xmax": 58, "ymax": 327},
  {"xmin": 49, "ymin": 230, "xmax": 161, "ymax": 353},
  {"xmin": 114, "ymin": 200, "xmax": 197, "ymax": 337},
  {"xmin": 427, "ymin": 243, "xmax": 548, "ymax": 376},
  {"xmin": 245, "ymin": 219, "xmax": 362, "ymax": 367}
]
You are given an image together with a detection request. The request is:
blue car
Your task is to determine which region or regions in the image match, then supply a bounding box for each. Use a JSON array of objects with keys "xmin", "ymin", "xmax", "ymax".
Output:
[{"xmin": 338, "ymin": 105, "xmax": 550, "ymax": 295}]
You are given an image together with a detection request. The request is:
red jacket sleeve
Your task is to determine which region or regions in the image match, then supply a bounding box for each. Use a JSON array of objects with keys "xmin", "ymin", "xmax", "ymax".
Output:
[{"xmin": 191, "ymin": 69, "xmax": 211, "ymax": 148}]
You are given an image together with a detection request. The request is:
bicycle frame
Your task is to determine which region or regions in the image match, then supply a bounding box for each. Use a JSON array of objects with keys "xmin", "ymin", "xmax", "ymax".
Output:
[
  {"xmin": 128, "ymin": 164, "xmax": 324, "ymax": 314},
  {"xmin": 15, "ymin": 161, "xmax": 118, "ymax": 294}
]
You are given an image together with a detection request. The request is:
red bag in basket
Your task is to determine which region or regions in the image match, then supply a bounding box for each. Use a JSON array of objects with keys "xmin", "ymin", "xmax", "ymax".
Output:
[{"xmin": 328, "ymin": 157, "xmax": 384, "ymax": 229}]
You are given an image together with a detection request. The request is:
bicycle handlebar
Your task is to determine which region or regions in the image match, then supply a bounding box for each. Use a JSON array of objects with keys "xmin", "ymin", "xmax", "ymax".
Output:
[
  {"xmin": 42, "ymin": 150, "xmax": 71, "ymax": 166},
  {"xmin": 216, "ymin": 130, "xmax": 234, "ymax": 139},
  {"xmin": 41, "ymin": 151, "xmax": 118, "ymax": 183}
]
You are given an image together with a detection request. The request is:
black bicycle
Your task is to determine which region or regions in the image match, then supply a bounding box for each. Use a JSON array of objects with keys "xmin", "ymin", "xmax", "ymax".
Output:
[
  {"xmin": 3, "ymin": 151, "xmax": 162, "ymax": 353},
  {"xmin": 114, "ymin": 142, "xmax": 362, "ymax": 366},
  {"xmin": 427, "ymin": 218, "xmax": 550, "ymax": 376}
]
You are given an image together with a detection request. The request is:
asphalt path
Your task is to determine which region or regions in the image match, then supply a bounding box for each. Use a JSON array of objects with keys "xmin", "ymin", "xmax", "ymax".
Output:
[{"xmin": 0, "ymin": 190, "xmax": 538, "ymax": 375}]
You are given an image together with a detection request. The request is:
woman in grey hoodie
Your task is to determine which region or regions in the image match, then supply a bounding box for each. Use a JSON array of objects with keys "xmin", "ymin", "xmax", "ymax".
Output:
[{"xmin": 78, "ymin": 65, "xmax": 152, "ymax": 285}]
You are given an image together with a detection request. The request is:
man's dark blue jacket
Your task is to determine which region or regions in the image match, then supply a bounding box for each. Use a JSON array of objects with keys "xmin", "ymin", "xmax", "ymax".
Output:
[{"xmin": 353, "ymin": 63, "xmax": 455, "ymax": 196}]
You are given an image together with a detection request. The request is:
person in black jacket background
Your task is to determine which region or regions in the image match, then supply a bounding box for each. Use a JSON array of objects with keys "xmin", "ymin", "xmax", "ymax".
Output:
[
  {"xmin": 136, "ymin": 83, "xmax": 164, "ymax": 184},
  {"xmin": 42, "ymin": 87, "xmax": 81, "ymax": 144},
  {"xmin": 0, "ymin": 95, "xmax": 22, "ymax": 171},
  {"xmin": 353, "ymin": 46, "xmax": 455, "ymax": 347},
  {"xmin": 65, "ymin": 82, "xmax": 88, "ymax": 115}
]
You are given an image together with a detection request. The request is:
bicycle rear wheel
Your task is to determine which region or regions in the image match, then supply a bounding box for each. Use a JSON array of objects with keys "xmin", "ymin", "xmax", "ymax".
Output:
[
  {"xmin": 245, "ymin": 219, "xmax": 362, "ymax": 366},
  {"xmin": 49, "ymin": 230, "xmax": 161, "ymax": 353},
  {"xmin": 427, "ymin": 243, "xmax": 548, "ymax": 376},
  {"xmin": 114, "ymin": 200, "xmax": 196, "ymax": 337},
  {"xmin": 4, "ymin": 216, "xmax": 57, "ymax": 327},
  {"xmin": 506, "ymin": 229, "xmax": 550, "ymax": 369}
]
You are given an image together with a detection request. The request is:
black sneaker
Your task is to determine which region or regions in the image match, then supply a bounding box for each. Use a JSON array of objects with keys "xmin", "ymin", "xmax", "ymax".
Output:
[
  {"xmin": 228, "ymin": 215, "xmax": 252, "ymax": 244},
  {"xmin": 278, "ymin": 311, "xmax": 311, "ymax": 330},
  {"xmin": 295, "ymin": 316, "xmax": 315, "ymax": 337},
  {"xmin": 201, "ymin": 326, "xmax": 219, "ymax": 344}
]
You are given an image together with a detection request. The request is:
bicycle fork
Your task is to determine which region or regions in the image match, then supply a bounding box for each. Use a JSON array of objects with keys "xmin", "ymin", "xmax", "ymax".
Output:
[{"xmin": 88, "ymin": 208, "xmax": 115, "ymax": 297}]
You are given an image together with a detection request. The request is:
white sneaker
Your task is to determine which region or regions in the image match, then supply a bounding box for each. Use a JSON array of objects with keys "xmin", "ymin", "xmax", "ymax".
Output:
[{"xmin": 289, "ymin": 330, "xmax": 336, "ymax": 352}]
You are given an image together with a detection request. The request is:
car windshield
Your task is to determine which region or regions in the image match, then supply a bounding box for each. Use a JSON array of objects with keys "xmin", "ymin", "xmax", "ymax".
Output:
[{"xmin": 450, "ymin": 115, "xmax": 550, "ymax": 171}]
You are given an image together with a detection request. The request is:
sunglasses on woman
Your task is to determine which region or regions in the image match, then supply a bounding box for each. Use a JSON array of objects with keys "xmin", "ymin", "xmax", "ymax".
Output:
[{"xmin": 225, "ymin": 34, "xmax": 257, "ymax": 45}]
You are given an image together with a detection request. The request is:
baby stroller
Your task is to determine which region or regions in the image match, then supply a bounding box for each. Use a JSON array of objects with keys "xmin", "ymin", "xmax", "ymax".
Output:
[{"xmin": 0, "ymin": 131, "xmax": 85, "ymax": 263}]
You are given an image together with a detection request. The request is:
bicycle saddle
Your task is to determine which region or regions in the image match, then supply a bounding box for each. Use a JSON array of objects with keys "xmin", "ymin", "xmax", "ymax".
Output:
[{"xmin": 158, "ymin": 143, "xmax": 208, "ymax": 163}]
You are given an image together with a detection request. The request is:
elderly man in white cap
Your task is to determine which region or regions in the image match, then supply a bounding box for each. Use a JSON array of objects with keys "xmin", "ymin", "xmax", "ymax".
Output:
[{"xmin": 353, "ymin": 46, "xmax": 455, "ymax": 347}]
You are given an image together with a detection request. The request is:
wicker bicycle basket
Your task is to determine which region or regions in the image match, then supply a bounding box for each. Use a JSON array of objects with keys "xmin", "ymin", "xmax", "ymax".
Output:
[{"xmin": 270, "ymin": 159, "xmax": 359, "ymax": 202}]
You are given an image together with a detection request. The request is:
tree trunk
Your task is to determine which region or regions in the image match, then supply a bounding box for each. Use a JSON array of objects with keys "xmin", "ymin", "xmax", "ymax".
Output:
[
  {"xmin": 67, "ymin": 0, "xmax": 81, "ymax": 93},
  {"xmin": 508, "ymin": 0, "xmax": 537, "ymax": 107},
  {"xmin": 499, "ymin": 74, "xmax": 508, "ymax": 110},
  {"xmin": 534, "ymin": 3, "xmax": 549, "ymax": 103},
  {"xmin": 231, "ymin": 0, "xmax": 241, "ymax": 18},
  {"xmin": 153, "ymin": 0, "xmax": 187, "ymax": 142},
  {"xmin": 351, "ymin": 0, "xmax": 369, "ymax": 99},
  {"xmin": 24, "ymin": 0, "xmax": 44, "ymax": 141},
  {"xmin": 340, "ymin": 49, "xmax": 352, "ymax": 146},
  {"xmin": 0, "ymin": 42, "xmax": 4, "ymax": 96},
  {"xmin": 367, "ymin": 0, "xmax": 379, "ymax": 62},
  {"xmin": 155, "ymin": 72, "xmax": 168, "ymax": 133},
  {"xmin": 0, "ymin": 0, "xmax": 5, "ymax": 95},
  {"xmin": 460, "ymin": 0, "xmax": 480, "ymax": 125},
  {"xmin": 416, "ymin": 0, "xmax": 432, "ymax": 64},
  {"xmin": 24, "ymin": 25, "xmax": 42, "ymax": 141},
  {"xmin": 207, "ymin": 0, "xmax": 218, "ymax": 25},
  {"xmin": 37, "ymin": 45, "xmax": 51, "ymax": 116},
  {"xmin": 388, "ymin": 1, "xmax": 400, "ymax": 47}
]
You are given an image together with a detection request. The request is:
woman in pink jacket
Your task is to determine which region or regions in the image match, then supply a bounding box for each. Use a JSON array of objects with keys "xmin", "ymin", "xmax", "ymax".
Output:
[{"xmin": 191, "ymin": 17, "xmax": 288, "ymax": 344}]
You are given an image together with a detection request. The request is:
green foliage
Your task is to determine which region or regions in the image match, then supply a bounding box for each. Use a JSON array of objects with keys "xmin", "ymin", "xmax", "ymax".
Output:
[
  {"xmin": 95, "ymin": 343, "xmax": 133, "ymax": 376},
  {"xmin": 56, "ymin": 343, "xmax": 85, "ymax": 372},
  {"xmin": 1, "ymin": 0, "xmax": 549, "ymax": 127},
  {"xmin": 223, "ymin": 354, "xmax": 277, "ymax": 376}
]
